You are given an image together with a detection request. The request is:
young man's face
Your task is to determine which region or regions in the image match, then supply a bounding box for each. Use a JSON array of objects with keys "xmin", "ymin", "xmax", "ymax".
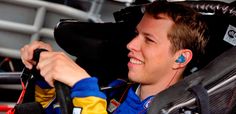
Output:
[{"xmin": 127, "ymin": 14, "xmax": 177, "ymax": 85}]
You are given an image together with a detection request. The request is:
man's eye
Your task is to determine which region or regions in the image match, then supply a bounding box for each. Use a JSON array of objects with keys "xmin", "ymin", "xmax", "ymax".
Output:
[{"xmin": 145, "ymin": 37, "xmax": 154, "ymax": 43}]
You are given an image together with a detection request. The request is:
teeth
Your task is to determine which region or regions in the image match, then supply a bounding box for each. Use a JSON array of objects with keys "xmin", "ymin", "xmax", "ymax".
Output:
[{"xmin": 130, "ymin": 58, "xmax": 143, "ymax": 64}]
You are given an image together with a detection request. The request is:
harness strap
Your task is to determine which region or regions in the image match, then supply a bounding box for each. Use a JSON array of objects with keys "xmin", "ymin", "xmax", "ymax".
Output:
[{"xmin": 189, "ymin": 84, "xmax": 210, "ymax": 114}]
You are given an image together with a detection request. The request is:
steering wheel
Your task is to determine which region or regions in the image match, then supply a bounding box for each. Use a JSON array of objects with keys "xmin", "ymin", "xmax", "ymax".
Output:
[{"xmin": 33, "ymin": 49, "xmax": 73, "ymax": 114}]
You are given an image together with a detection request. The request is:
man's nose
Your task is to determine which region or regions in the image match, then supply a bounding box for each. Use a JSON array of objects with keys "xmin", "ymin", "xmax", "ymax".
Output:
[{"xmin": 127, "ymin": 36, "xmax": 140, "ymax": 51}]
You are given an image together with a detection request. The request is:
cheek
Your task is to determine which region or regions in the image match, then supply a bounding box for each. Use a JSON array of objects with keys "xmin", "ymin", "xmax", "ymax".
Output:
[
  {"xmin": 142, "ymin": 51, "xmax": 161, "ymax": 73},
  {"xmin": 142, "ymin": 43, "xmax": 174, "ymax": 64},
  {"xmin": 143, "ymin": 49, "xmax": 173, "ymax": 71},
  {"xmin": 143, "ymin": 48, "xmax": 162, "ymax": 64}
]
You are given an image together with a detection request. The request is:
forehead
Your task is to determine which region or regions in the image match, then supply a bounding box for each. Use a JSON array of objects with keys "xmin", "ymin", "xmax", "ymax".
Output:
[{"xmin": 137, "ymin": 14, "xmax": 174, "ymax": 39}]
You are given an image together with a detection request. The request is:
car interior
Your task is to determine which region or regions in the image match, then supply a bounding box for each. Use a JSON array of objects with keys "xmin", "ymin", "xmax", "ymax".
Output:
[{"xmin": 0, "ymin": 0, "xmax": 235, "ymax": 114}]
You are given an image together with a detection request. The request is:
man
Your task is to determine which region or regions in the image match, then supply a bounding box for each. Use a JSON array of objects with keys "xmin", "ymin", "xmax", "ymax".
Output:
[{"xmin": 20, "ymin": 1, "xmax": 208, "ymax": 114}]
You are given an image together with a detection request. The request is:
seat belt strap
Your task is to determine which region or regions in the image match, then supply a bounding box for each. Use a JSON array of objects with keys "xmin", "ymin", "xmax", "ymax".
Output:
[{"xmin": 189, "ymin": 84, "xmax": 210, "ymax": 114}]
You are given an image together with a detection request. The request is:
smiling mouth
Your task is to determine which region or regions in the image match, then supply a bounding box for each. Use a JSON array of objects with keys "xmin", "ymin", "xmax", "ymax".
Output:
[{"xmin": 130, "ymin": 58, "xmax": 144, "ymax": 65}]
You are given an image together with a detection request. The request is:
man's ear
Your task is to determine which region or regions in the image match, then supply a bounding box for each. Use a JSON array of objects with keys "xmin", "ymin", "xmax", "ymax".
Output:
[{"xmin": 172, "ymin": 49, "xmax": 192, "ymax": 69}]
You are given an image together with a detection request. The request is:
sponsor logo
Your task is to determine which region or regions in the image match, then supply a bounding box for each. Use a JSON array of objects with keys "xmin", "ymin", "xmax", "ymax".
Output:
[
  {"xmin": 228, "ymin": 29, "xmax": 236, "ymax": 39},
  {"xmin": 224, "ymin": 25, "xmax": 236, "ymax": 46},
  {"xmin": 108, "ymin": 99, "xmax": 120, "ymax": 113}
]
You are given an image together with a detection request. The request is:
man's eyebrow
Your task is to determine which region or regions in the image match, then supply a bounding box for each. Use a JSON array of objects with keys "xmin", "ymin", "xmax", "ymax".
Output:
[
  {"xmin": 136, "ymin": 27, "xmax": 156, "ymax": 38},
  {"xmin": 143, "ymin": 32, "xmax": 155, "ymax": 38},
  {"xmin": 135, "ymin": 28, "xmax": 151, "ymax": 35}
]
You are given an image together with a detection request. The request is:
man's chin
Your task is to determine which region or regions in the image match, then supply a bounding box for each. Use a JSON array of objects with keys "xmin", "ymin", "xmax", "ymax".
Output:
[{"xmin": 128, "ymin": 73, "xmax": 140, "ymax": 83}]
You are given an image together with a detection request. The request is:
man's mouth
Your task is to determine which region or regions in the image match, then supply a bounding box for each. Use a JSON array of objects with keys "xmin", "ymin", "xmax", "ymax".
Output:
[{"xmin": 129, "ymin": 58, "xmax": 144, "ymax": 65}]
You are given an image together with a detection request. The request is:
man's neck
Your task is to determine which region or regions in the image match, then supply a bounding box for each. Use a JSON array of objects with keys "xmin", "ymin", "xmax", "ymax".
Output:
[
  {"xmin": 138, "ymin": 83, "xmax": 166, "ymax": 101},
  {"xmin": 138, "ymin": 71, "xmax": 182, "ymax": 100}
]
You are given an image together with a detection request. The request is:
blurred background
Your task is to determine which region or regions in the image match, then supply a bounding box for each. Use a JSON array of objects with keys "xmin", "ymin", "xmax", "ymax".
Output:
[
  {"xmin": 0, "ymin": 0, "xmax": 234, "ymax": 71},
  {"xmin": 0, "ymin": 0, "xmax": 235, "ymax": 113}
]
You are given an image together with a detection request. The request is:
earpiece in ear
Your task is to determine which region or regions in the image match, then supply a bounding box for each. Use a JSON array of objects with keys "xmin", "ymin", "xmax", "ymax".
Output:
[{"xmin": 175, "ymin": 54, "xmax": 185, "ymax": 63}]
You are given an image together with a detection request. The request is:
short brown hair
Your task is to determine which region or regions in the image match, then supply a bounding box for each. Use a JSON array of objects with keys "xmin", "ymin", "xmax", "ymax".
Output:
[{"xmin": 145, "ymin": 1, "xmax": 208, "ymax": 62}]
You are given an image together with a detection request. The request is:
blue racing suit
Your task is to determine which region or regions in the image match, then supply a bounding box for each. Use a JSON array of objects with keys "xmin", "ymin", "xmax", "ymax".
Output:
[{"xmin": 35, "ymin": 77, "xmax": 154, "ymax": 114}]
